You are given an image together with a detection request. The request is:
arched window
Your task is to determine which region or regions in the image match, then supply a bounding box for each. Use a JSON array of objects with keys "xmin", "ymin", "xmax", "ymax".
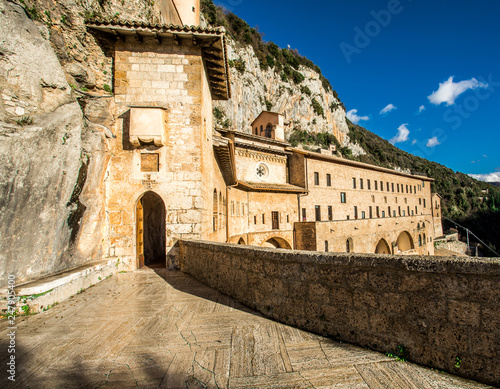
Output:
[
  {"xmin": 346, "ymin": 238, "xmax": 353, "ymax": 253},
  {"xmin": 213, "ymin": 189, "xmax": 218, "ymax": 231},
  {"xmin": 418, "ymin": 235, "xmax": 422, "ymax": 246},
  {"xmin": 423, "ymin": 233, "xmax": 426, "ymax": 243},
  {"xmin": 219, "ymin": 192, "xmax": 223, "ymax": 230},
  {"xmin": 417, "ymin": 223, "xmax": 420, "ymax": 229},
  {"xmin": 260, "ymin": 125, "xmax": 263, "ymax": 136},
  {"xmin": 265, "ymin": 123, "xmax": 273, "ymax": 138}
]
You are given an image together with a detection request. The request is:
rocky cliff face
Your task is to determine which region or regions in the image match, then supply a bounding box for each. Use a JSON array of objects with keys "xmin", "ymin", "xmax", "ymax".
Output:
[
  {"xmin": 214, "ymin": 38, "xmax": 350, "ymax": 146},
  {"xmin": 0, "ymin": 0, "xmax": 163, "ymax": 287}
]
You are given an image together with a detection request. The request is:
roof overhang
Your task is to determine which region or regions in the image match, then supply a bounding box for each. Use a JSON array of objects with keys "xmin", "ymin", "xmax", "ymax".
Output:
[
  {"xmin": 86, "ymin": 19, "xmax": 230, "ymax": 100},
  {"xmin": 213, "ymin": 135, "xmax": 237, "ymax": 186},
  {"xmin": 237, "ymin": 181, "xmax": 308, "ymax": 194}
]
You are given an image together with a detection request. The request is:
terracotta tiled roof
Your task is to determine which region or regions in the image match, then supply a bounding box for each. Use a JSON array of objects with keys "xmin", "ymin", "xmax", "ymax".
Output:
[
  {"xmin": 85, "ymin": 19, "xmax": 230, "ymax": 100},
  {"xmin": 237, "ymin": 181, "xmax": 307, "ymax": 193}
]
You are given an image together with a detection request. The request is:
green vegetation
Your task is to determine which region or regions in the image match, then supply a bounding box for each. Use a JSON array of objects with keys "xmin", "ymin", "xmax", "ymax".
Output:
[
  {"xmin": 228, "ymin": 58, "xmax": 246, "ymax": 73},
  {"xmin": 103, "ymin": 84, "xmax": 112, "ymax": 93},
  {"xmin": 346, "ymin": 120, "xmax": 500, "ymax": 253},
  {"xmin": 265, "ymin": 100, "xmax": 272, "ymax": 111},
  {"xmin": 387, "ymin": 344, "xmax": 409, "ymax": 362},
  {"xmin": 16, "ymin": 116, "xmax": 33, "ymax": 126},
  {"xmin": 300, "ymin": 86, "xmax": 312, "ymax": 96},
  {"xmin": 289, "ymin": 128, "xmax": 341, "ymax": 152},
  {"xmin": 201, "ymin": 0, "xmax": 342, "ymax": 97},
  {"xmin": 213, "ymin": 107, "xmax": 231, "ymax": 129},
  {"xmin": 311, "ymin": 98, "xmax": 325, "ymax": 118}
]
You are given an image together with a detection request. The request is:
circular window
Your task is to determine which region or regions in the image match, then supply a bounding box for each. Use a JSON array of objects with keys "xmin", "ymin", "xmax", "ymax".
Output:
[{"xmin": 255, "ymin": 162, "xmax": 269, "ymax": 181}]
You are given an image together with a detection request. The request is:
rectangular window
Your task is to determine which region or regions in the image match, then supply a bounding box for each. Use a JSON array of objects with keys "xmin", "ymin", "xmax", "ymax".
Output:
[
  {"xmin": 414, "ymin": 185, "xmax": 416, "ymax": 193},
  {"xmin": 410, "ymin": 185, "xmax": 413, "ymax": 194},
  {"xmin": 354, "ymin": 206, "xmax": 358, "ymax": 219},
  {"xmin": 391, "ymin": 183, "xmax": 394, "ymax": 192},
  {"xmin": 388, "ymin": 206, "xmax": 391, "ymax": 216},
  {"xmin": 395, "ymin": 197, "xmax": 398, "ymax": 203},
  {"xmin": 347, "ymin": 215, "xmax": 350, "ymax": 220},
  {"xmin": 382, "ymin": 210, "xmax": 386, "ymax": 217},
  {"xmin": 367, "ymin": 179, "xmax": 371, "ymax": 190},
  {"xmin": 375, "ymin": 180, "xmax": 378, "ymax": 191},
  {"xmin": 328, "ymin": 206, "xmax": 333, "ymax": 220},
  {"xmin": 406, "ymin": 184, "xmax": 409, "ymax": 193},
  {"xmin": 397, "ymin": 183, "xmax": 400, "ymax": 192},
  {"xmin": 361, "ymin": 211, "xmax": 366, "ymax": 219},
  {"xmin": 419, "ymin": 198, "xmax": 422, "ymax": 205},
  {"xmin": 376, "ymin": 206, "xmax": 380, "ymax": 218},
  {"xmin": 369, "ymin": 206, "xmax": 373, "ymax": 218},
  {"xmin": 422, "ymin": 180, "xmax": 425, "ymax": 187},
  {"xmin": 314, "ymin": 172, "xmax": 319, "ymax": 186},
  {"xmin": 372, "ymin": 195, "xmax": 375, "ymax": 203},
  {"xmin": 380, "ymin": 181, "xmax": 383, "ymax": 191},
  {"xmin": 401, "ymin": 210, "xmax": 404, "ymax": 216},
  {"xmin": 254, "ymin": 215, "xmax": 257, "ymax": 224},
  {"xmin": 262, "ymin": 214, "xmax": 265, "ymax": 224},
  {"xmin": 384, "ymin": 196, "xmax": 387, "ymax": 203},
  {"xmin": 415, "ymin": 206, "xmax": 418, "ymax": 214},
  {"xmin": 326, "ymin": 174, "xmax": 331, "ymax": 186},
  {"xmin": 341, "ymin": 192, "xmax": 346, "ymax": 203},
  {"xmin": 272, "ymin": 211, "xmax": 279, "ymax": 230},
  {"xmin": 398, "ymin": 206, "xmax": 401, "ymax": 216},
  {"xmin": 360, "ymin": 178, "xmax": 364, "ymax": 189},
  {"xmin": 423, "ymin": 199, "xmax": 426, "ymax": 208},
  {"xmin": 287, "ymin": 215, "xmax": 289, "ymax": 223},
  {"xmin": 237, "ymin": 202, "xmax": 240, "ymax": 216},
  {"xmin": 302, "ymin": 208, "xmax": 306, "ymax": 221},
  {"xmin": 315, "ymin": 205, "xmax": 321, "ymax": 221},
  {"xmin": 353, "ymin": 177, "xmax": 356, "ymax": 189},
  {"xmin": 393, "ymin": 210, "xmax": 396, "ymax": 217},
  {"xmin": 231, "ymin": 201, "xmax": 234, "ymax": 215},
  {"xmin": 407, "ymin": 206, "xmax": 410, "ymax": 215},
  {"xmin": 387, "ymin": 182, "xmax": 390, "ymax": 191}
]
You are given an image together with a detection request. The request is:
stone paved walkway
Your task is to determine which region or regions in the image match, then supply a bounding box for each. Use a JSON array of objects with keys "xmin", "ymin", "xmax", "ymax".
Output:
[{"xmin": 1, "ymin": 269, "xmax": 493, "ymax": 388}]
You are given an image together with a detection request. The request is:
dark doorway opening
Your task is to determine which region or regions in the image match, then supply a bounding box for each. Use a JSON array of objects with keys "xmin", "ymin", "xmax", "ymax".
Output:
[{"xmin": 138, "ymin": 192, "xmax": 166, "ymax": 267}]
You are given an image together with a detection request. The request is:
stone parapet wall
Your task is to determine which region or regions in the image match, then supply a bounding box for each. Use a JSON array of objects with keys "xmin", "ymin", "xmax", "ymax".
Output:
[{"xmin": 178, "ymin": 240, "xmax": 500, "ymax": 386}]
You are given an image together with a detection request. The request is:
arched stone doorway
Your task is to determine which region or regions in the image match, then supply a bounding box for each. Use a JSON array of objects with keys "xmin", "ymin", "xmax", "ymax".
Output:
[
  {"xmin": 396, "ymin": 231, "xmax": 414, "ymax": 253},
  {"xmin": 263, "ymin": 237, "xmax": 292, "ymax": 249},
  {"xmin": 237, "ymin": 238, "xmax": 245, "ymax": 245},
  {"xmin": 136, "ymin": 191, "xmax": 166, "ymax": 268},
  {"xmin": 375, "ymin": 238, "xmax": 391, "ymax": 254}
]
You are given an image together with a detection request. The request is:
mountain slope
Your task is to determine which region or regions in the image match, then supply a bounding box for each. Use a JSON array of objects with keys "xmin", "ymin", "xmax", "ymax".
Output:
[{"xmin": 202, "ymin": 0, "xmax": 500, "ymax": 254}]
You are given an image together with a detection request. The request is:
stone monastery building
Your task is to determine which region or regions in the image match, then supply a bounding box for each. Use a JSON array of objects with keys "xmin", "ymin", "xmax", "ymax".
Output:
[{"xmin": 87, "ymin": 0, "xmax": 442, "ymax": 269}]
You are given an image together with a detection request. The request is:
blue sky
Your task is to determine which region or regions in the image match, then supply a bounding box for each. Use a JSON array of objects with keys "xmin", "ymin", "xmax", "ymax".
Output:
[{"xmin": 213, "ymin": 0, "xmax": 500, "ymax": 182}]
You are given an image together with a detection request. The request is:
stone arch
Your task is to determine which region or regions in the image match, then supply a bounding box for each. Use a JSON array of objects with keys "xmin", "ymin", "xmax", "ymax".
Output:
[
  {"xmin": 136, "ymin": 191, "xmax": 166, "ymax": 268},
  {"xmin": 263, "ymin": 237, "xmax": 292, "ymax": 249},
  {"xmin": 237, "ymin": 238, "xmax": 246, "ymax": 245},
  {"xmin": 396, "ymin": 231, "xmax": 414, "ymax": 252},
  {"xmin": 265, "ymin": 122, "xmax": 273, "ymax": 138},
  {"xmin": 375, "ymin": 238, "xmax": 391, "ymax": 254},
  {"xmin": 346, "ymin": 237, "xmax": 353, "ymax": 253}
]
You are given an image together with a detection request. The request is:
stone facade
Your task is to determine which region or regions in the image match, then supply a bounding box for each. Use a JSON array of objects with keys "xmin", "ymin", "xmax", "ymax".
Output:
[
  {"xmin": 178, "ymin": 240, "xmax": 500, "ymax": 386},
  {"xmin": 84, "ymin": 16, "xmax": 442, "ymax": 271}
]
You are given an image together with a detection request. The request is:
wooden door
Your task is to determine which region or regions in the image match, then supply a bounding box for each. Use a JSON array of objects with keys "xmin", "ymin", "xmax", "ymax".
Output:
[{"xmin": 136, "ymin": 200, "xmax": 144, "ymax": 268}]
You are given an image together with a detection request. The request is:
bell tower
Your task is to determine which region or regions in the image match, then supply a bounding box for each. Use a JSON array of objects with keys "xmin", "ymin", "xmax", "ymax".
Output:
[{"xmin": 172, "ymin": 0, "xmax": 200, "ymax": 26}]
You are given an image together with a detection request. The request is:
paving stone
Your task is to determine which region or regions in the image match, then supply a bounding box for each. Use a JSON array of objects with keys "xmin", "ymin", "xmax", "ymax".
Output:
[{"xmin": 0, "ymin": 269, "xmax": 492, "ymax": 388}]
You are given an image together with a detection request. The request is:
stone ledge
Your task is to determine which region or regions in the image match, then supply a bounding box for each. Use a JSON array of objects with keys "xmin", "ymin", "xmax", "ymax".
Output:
[
  {"xmin": 1, "ymin": 257, "xmax": 134, "ymax": 313},
  {"xmin": 182, "ymin": 240, "xmax": 500, "ymax": 276}
]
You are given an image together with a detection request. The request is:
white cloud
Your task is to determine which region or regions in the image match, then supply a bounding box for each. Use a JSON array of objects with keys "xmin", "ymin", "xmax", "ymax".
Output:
[
  {"xmin": 346, "ymin": 109, "xmax": 369, "ymax": 124},
  {"xmin": 411, "ymin": 139, "xmax": 417, "ymax": 145},
  {"xmin": 428, "ymin": 76, "xmax": 488, "ymax": 106},
  {"xmin": 380, "ymin": 104, "xmax": 397, "ymax": 114},
  {"xmin": 426, "ymin": 137, "xmax": 441, "ymax": 147},
  {"xmin": 469, "ymin": 172, "xmax": 500, "ymax": 182},
  {"xmin": 418, "ymin": 105, "xmax": 425, "ymax": 113},
  {"xmin": 390, "ymin": 124, "xmax": 410, "ymax": 144}
]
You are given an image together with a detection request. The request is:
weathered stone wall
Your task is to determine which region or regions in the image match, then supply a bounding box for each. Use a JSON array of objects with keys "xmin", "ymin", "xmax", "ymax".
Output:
[
  {"xmin": 178, "ymin": 240, "xmax": 500, "ymax": 386},
  {"xmin": 295, "ymin": 216, "xmax": 434, "ymax": 255}
]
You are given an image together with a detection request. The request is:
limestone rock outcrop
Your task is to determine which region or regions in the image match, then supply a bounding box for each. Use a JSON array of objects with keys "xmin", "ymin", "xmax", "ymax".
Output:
[{"xmin": 214, "ymin": 38, "xmax": 350, "ymax": 146}]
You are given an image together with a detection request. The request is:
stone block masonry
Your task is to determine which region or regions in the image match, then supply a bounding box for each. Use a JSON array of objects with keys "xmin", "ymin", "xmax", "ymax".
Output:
[{"xmin": 178, "ymin": 240, "xmax": 500, "ymax": 386}]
